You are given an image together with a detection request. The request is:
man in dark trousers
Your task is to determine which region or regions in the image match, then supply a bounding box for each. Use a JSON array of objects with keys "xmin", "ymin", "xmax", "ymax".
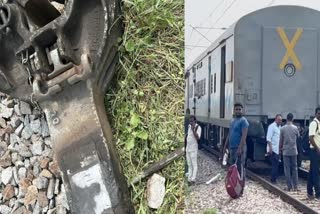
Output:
[
  {"xmin": 266, "ymin": 114, "xmax": 282, "ymax": 184},
  {"xmin": 223, "ymin": 103, "xmax": 249, "ymax": 177},
  {"xmin": 279, "ymin": 113, "xmax": 300, "ymax": 191},
  {"xmin": 308, "ymin": 107, "xmax": 320, "ymax": 199}
]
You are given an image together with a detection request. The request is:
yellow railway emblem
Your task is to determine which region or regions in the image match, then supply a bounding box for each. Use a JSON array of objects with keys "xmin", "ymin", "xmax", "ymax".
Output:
[{"xmin": 276, "ymin": 27, "xmax": 303, "ymax": 70}]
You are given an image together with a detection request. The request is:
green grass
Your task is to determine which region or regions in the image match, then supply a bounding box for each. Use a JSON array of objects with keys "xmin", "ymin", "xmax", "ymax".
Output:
[
  {"xmin": 203, "ymin": 208, "xmax": 218, "ymax": 214},
  {"xmin": 105, "ymin": 0, "xmax": 184, "ymax": 213}
]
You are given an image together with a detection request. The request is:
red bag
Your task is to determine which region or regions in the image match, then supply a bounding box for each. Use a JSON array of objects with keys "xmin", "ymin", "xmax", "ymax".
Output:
[{"xmin": 225, "ymin": 161, "xmax": 245, "ymax": 199}]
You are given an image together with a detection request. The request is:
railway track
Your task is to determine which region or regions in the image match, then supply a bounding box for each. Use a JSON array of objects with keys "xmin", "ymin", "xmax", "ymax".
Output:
[{"xmin": 206, "ymin": 149, "xmax": 320, "ymax": 214}]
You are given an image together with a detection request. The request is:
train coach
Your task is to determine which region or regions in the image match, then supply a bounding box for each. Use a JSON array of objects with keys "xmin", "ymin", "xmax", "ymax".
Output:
[{"xmin": 185, "ymin": 5, "xmax": 320, "ymax": 164}]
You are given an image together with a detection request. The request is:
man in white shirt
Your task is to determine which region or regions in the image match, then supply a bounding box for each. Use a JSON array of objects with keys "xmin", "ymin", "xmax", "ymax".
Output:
[
  {"xmin": 307, "ymin": 107, "xmax": 320, "ymax": 199},
  {"xmin": 186, "ymin": 115, "xmax": 201, "ymax": 185},
  {"xmin": 266, "ymin": 114, "xmax": 282, "ymax": 184}
]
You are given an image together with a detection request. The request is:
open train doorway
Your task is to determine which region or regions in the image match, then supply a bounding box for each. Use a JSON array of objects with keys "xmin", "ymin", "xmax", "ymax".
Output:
[
  {"xmin": 220, "ymin": 45, "xmax": 226, "ymax": 118},
  {"xmin": 208, "ymin": 56, "xmax": 212, "ymax": 118}
]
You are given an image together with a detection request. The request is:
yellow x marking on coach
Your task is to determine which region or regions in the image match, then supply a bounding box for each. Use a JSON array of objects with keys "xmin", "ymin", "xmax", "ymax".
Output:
[{"xmin": 277, "ymin": 27, "xmax": 303, "ymax": 70}]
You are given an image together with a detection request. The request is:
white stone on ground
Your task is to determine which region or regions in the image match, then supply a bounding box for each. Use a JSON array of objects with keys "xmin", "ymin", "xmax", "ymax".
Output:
[
  {"xmin": 147, "ymin": 173, "xmax": 166, "ymax": 209},
  {"xmin": 1, "ymin": 167, "xmax": 13, "ymax": 185}
]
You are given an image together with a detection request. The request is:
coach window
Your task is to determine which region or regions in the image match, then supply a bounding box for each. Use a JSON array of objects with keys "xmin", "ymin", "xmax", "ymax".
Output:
[
  {"xmin": 214, "ymin": 73, "xmax": 216, "ymax": 93},
  {"xmin": 195, "ymin": 81, "xmax": 199, "ymax": 97},
  {"xmin": 225, "ymin": 61, "xmax": 233, "ymax": 83}
]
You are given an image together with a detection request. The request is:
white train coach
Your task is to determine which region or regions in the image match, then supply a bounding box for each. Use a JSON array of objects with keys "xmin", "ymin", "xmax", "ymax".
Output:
[{"xmin": 185, "ymin": 5, "xmax": 320, "ymax": 162}]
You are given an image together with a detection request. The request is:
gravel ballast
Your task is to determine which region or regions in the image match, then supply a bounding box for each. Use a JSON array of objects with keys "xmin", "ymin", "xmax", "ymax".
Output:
[
  {"xmin": 184, "ymin": 150, "xmax": 301, "ymax": 214},
  {"xmin": 0, "ymin": 94, "xmax": 69, "ymax": 214}
]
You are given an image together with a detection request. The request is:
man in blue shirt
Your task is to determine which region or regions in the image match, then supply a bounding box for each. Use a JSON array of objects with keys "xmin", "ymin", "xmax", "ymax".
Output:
[{"xmin": 223, "ymin": 103, "xmax": 249, "ymax": 177}]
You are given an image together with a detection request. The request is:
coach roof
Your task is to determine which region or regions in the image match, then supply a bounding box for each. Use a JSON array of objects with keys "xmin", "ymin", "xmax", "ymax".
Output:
[{"xmin": 186, "ymin": 5, "xmax": 319, "ymax": 71}]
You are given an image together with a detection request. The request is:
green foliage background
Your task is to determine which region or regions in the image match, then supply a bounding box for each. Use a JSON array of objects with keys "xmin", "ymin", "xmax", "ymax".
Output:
[{"xmin": 105, "ymin": 0, "xmax": 184, "ymax": 213}]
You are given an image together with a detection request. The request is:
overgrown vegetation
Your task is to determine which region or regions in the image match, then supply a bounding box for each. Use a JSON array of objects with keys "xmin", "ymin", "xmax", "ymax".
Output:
[{"xmin": 105, "ymin": 0, "xmax": 184, "ymax": 213}]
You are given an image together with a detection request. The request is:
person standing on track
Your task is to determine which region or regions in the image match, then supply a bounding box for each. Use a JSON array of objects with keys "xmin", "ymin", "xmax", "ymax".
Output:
[
  {"xmin": 186, "ymin": 115, "xmax": 201, "ymax": 185},
  {"xmin": 184, "ymin": 108, "xmax": 191, "ymax": 177},
  {"xmin": 279, "ymin": 113, "xmax": 300, "ymax": 191},
  {"xmin": 223, "ymin": 103, "xmax": 249, "ymax": 178},
  {"xmin": 307, "ymin": 107, "xmax": 320, "ymax": 199},
  {"xmin": 266, "ymin": 114, "xmax": 282, "ymax": 184}
]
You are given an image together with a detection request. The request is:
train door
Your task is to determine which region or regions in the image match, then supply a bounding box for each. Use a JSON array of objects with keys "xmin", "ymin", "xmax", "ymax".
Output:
[
  {"xmin": 208, "ymin": 56, "xmax": 212, "ymax": 118},
  {"xmin": 220, "ymin": 46, "xmax": 226, "ymax": 118},
  {"xmin": 261, "ymin": 27, "xmax": 317, "ymax": 119},
  {"xmin": 185, "ymin": 70, "xmax": 190, "ymax": 112},
  {"xmin": 192, "ymin": 66, "xmax": 196, "ymax": 115}
]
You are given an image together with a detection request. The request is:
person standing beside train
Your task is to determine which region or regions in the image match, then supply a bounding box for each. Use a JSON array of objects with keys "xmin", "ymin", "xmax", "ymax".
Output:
[
  {"xmin": 307, "ymin": 107, "xmax": 320, "ymax": 199},
  {"xmin": 279, "ymin": 113, "xmax": 300, "ymax": 191},
  {"xmin": 184, "ymin": 108, "xmax": 191, "ymax": 177},
  {"xmin": 223, "ymin": 103, "xmax": 249, "ymax": 177},
  {"xmin": 186, "ymin": 115, "xmax": 201, "ymax": 185},
  {"xmin": 266, "ymin": 114, "xmax": 282, "ymax": 184}
]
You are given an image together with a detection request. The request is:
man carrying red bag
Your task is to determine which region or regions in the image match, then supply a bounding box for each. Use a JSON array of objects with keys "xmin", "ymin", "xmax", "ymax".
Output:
[
  {"xmin": 225, "ymin": 157, "xmax": 245, "ymax": 199},
  {"xmin": 223, "ymin": 103, "xmax": 249, "ymax": 197}
]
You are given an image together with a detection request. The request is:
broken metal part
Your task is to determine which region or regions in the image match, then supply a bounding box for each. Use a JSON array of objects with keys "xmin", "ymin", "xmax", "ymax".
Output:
[
  {"xmin": 32, "ymin": 53, "xmax": 92, "ymax": 101},
  {"xmin": 43, "ymin": 79, "xmax": 133, "ymax": 214},
  {"xmin": 0, "ymin": 0, "xmax": 134, "ymax": 213}
]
